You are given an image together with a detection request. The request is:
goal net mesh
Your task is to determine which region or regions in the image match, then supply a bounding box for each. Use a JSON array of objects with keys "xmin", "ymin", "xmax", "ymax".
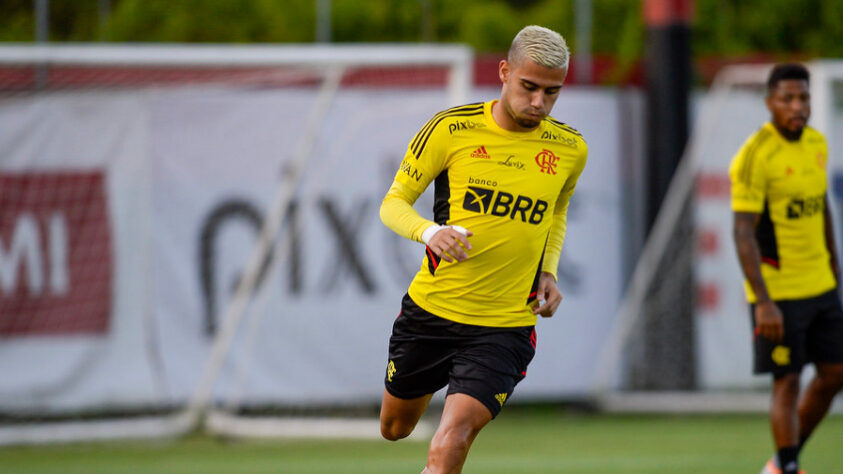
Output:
[
  {"xmin": 0, "ymin": 44, "xmax": 469, "ymax": 443},
  {"xmin": 592, "ymin": 64, "xmax": 787, "ymax": 411}
]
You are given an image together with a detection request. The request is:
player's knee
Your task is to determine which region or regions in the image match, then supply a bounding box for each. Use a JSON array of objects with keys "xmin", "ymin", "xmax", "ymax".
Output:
[
  {"xmin": 774, "ymin": 373, "xmax": 801, "ymax": 392},
  {"xmin": 429, "ymin": 425, "xmax": 473, "ymax": 457},
  {"xmin": 380, "ymin": 419, "xmax": 414, "ymax": 441},
  {"xmin": 816, "ymin": 366, "xmax": 843, "ymax": 391}
]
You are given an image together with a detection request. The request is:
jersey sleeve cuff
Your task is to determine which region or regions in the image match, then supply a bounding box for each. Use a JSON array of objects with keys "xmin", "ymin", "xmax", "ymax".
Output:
[{"xmin": 731, "ymin": 200, "xmax": 763, "ymax": 213}]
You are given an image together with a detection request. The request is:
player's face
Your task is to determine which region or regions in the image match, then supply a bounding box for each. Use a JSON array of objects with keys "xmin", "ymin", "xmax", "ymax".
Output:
[
  {"xmin": 499, "ymin": 58, "xmax": 567, "ymax": 131},
  {"xmin": 766, "ymin": 79, "xmax": 810, "ymax": 139}
]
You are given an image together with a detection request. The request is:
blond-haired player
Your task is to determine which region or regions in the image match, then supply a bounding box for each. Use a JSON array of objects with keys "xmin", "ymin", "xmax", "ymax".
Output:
[{"xmin": 378, "ymin": 25, "xmax": 587, "ymax": 473}]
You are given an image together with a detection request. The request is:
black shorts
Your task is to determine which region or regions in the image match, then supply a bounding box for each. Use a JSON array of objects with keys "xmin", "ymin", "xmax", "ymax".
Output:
[
  {"xmin": 384, "ymin": 294, "xmax": 536, "ymax": 418},
  {"xmin": 750, "ymin": 289, "xmax": 843, "ymax": 376}
]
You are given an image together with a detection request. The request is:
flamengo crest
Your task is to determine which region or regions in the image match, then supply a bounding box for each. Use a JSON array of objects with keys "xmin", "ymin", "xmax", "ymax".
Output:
[{"xmin": 534, "ymin": 148, "xmax": 559, "ymax": 175}]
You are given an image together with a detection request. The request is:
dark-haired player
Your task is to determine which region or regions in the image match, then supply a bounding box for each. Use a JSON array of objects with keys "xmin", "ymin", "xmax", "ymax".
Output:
[
  {"xmin": 378, "ymin": 25, "xmax": 587, "ymax": 473},
  {"xmin": 730, "ymin": 63, "xmax": 843, "ymax": 474}
]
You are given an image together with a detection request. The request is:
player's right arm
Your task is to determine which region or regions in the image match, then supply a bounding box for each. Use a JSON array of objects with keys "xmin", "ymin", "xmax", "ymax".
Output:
[
  {"xmin": 729, "ymin": 135, "xmax": 783, "ymax": 342},
  {"xmin": 379, "ymin": 115, "xmax": 472, "ymax": 263},
  {"xmin": 380, "ymin": 181, "xmax": 472, "ymax": 262},
  {"xmin": 733, "ymin": 211, "xmax": 783, "ymax": 342}
]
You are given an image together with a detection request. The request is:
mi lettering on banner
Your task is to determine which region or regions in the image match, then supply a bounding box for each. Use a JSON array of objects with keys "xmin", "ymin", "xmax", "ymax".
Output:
[{"xmin": 0, "ymin": 172, "xmax": 111, "ymax": 336}]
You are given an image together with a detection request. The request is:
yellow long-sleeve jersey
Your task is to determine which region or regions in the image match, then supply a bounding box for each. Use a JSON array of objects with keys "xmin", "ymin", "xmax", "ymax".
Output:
[{"xmin": 380, "ymin": 100, "xmax": 588, "ymax": 327}]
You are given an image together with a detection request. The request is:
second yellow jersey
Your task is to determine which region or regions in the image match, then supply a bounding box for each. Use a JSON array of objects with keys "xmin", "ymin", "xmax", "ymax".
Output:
[
  {"xmin": 392, "ymin": 101, "xmax": 588, "ymax": 327},
  {"xmin": 729, "ymin": 122, "xmax": 836, "ymax": 302}
]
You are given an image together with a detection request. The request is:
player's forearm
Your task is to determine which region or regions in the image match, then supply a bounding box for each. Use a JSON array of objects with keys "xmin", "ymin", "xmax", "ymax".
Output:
[
  {"xmin": 733, "ymin": 216, "xmax": 772, "ymax": 302},
  {"xmin": 540, "ymin": 210, "xmax": 567, "ymax": 280},
  {"xmin": 541, "ymin": 164, "xmax": 583, "ymax": 278},
  {"xmin": 379, "ymin": 181, "xmax": 436, "ymax": 243}
]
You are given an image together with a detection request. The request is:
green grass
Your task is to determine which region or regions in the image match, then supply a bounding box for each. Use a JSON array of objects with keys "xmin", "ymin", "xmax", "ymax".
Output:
[{"xmin": 3, "ymin": 407, "xmax": 842, "ymax": 473}]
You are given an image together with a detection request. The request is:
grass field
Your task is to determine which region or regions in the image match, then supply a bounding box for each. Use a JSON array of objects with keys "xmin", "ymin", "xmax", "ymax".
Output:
[{"xmin": 3, "ymin": 406, "xmax": 842, "ymax": 473}]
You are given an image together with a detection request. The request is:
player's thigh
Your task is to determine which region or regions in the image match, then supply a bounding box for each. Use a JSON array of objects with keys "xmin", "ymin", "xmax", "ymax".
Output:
[
  {"xmin": 380, "ymin": 389, "xmax": 432, "ymax": 426},
  {"xmin": 384, "ymin": 294, "xmax": 455, "ymax": 399},
  {"xmin": 447, "ymin": 326, "xmax": 536, "ymax": 419},
  {"xmin": 750, "ymin": 299, "xmax": 807, "ymax": 375}
]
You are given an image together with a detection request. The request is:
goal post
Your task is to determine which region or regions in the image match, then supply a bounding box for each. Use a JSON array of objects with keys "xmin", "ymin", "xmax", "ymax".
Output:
[
  {"xmin": 0, "ymin": 43, "xmax": 472, "ymax": 107},
  {"xmin": 0, "ymin": 43, "xmax": 471, "ymax": 444}
]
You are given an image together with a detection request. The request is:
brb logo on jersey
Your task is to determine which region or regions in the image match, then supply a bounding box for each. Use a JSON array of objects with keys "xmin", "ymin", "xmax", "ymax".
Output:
[
  {"xmin": 787, "ymin": 194, "xmax": 824, "ymax": 219},
  {"xmin": 534, "ymin": 148, "xmax": 559, "ymax": 175},
  {"xmin": 462, "ymin": 186, "xmax": 548, "ymax": 224}
]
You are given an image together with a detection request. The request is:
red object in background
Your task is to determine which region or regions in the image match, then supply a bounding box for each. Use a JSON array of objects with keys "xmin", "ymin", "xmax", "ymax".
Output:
[
  {"xmin": 696, "ymin": 173, "xmax": 731, "ymax": 198},
  {"xmin": 696, "ymin": 283, "xmax": 720, "ymax": 311},
  {"xmin": 643, "ymin": 0, "xmax": 694, "ymax": 27},
  {"xmin": 0, "ymin": 172, "xmax": 112, "ymax": 336},
  {"xmin": 698, "ymin": 228, "xmax": 719, "ymax": 255},
  {"xmin": 0, "ymin": 53, "xmax": 808, "ymax": 90}
]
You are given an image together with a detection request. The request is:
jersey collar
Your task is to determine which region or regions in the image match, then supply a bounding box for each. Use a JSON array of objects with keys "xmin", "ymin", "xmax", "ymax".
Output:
[
  {"xmin": 485, "ymin": 100, "xmax": 545, "ymax": 139},
  {"xmin": 764, "ymin": 121, "xmax": 808, "ymax": 145}
]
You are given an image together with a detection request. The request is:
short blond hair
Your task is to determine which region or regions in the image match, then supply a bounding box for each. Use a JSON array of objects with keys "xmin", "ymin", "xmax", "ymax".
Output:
[{"xmin": 507, "ymin": 25, "xmax": 569, "ymax": 70}]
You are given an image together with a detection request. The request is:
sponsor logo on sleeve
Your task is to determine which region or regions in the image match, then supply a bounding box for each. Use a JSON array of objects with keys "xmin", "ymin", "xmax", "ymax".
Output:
[
  {"xmin": 400, "ymin": 159, "xmax": 423, "ymax": 182},
  {"xmin": 541, "ymin": 131, "xmax": 578, "ymax": 149},
  {"xmin": 448, "ymin": 120, "xmax": 486, "ymax": 134}
]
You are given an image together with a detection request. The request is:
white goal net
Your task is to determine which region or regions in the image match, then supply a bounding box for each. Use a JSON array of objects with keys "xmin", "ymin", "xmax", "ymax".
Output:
[{"xmin": 0, "ymin": 43, "xmax": 470, "ymax": 444}]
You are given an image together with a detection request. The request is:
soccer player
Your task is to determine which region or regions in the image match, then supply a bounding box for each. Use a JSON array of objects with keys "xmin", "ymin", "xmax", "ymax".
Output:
[
  {"xmin": 377, "ymin": 25, "xmax": 587, "ymax": 473},
  {"xmin": 729, "ymin": 63, "xmax": 843, "ymax": 474}
]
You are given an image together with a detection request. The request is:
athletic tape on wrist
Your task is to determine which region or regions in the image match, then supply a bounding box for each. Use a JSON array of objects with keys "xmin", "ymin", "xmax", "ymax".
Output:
[{"xmin": 421, "ymin": 224, "xmax": 468, "ymax": 245}]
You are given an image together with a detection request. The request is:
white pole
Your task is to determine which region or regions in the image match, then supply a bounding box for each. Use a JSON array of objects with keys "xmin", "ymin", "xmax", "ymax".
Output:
[
  {"xmin": 316, "ymin": 0, "xmax": 332, "ymax": 43},
  {"xmin": 575, "ymin": 0, "xmax": 593, "ymax": 84}
]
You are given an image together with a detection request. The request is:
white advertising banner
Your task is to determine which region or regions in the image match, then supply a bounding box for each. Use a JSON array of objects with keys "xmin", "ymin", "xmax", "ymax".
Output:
[
  {"xmin": 693, "ymin": 90, "xmax": 771, "ymax": 390},
  {"xmin": 0, "ymin": 92, "xmax": 161, "ymax": 411},
  {"xmin": 0, "ymin": 85, "xmax": 624, "ymax": 412}
]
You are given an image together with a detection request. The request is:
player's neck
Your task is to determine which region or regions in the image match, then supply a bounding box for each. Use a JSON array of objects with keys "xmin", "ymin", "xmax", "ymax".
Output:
[
  {"xmin": 772, "ymin": 123, "xmax": 804, "ymax": 142},
  {"xmin": 491, "ymin": 100, "xmax": 533, "ymax": 133},
  {"xmin": 491, "ymin": 100, "xmax": 515, "ymax": 131}
]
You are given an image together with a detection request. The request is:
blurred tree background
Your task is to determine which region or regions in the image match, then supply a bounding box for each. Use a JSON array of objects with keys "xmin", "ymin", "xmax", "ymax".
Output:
[{"xmin": 2, "ymin": 0, "xmax": 841, "ymax": 82}]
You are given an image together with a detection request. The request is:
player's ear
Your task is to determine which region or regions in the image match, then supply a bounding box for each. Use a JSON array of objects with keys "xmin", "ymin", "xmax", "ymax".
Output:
[
  {"xmin": 764, "ymin": 84, "xmax": 777, "ymax": 111},
  {"xmin": 499, "ymin": 60, "xmax": 510, "ymax": 84}
]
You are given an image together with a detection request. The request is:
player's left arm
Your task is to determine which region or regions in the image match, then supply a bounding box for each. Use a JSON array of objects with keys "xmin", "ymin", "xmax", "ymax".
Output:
[
  {"xmin": 824, "ymin": 194, "xmax": 840, "ymax": 285},
  {"xmin": 535, "ymin": 147, "xmax": 588, "ymax": 317}
]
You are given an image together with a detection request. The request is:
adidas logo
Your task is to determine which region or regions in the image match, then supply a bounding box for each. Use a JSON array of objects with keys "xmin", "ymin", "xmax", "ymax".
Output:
[
  {"xmin": 470, "ymin": 146, "xmax": 491, "ymax": 159},
  {"xmin": 495, "ymin": 392, "xmax": 508, "ymax": 406}
]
